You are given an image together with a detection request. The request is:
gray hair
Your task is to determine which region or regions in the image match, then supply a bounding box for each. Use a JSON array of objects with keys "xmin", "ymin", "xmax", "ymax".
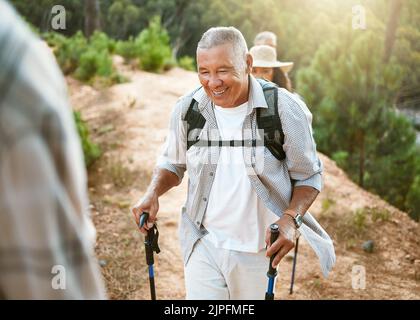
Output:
[
  {"xmin": 197, "ymin": 26, "xmax": 248, "ymax": 70},
  {"xmin": 254, "ymin": 31, "xmax": 277, "ymax": 47}
]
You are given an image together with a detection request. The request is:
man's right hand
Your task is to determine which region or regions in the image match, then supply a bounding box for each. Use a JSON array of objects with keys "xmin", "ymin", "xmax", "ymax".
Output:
[{"xmin": 131, "ymin": 191, "xmax": 159, "ymax": 235}]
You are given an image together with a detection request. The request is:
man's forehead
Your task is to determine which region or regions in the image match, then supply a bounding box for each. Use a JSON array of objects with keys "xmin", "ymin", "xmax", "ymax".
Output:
[{"xmin": 197, "ymin": 44, "xmax": 237, "ymax": 67}]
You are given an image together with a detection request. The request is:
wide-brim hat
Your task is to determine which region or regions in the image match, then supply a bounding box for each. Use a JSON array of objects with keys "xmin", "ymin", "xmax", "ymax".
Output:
[{"xmin": 250, "ymin": 45, "xmax": 294, "ymax": 73}]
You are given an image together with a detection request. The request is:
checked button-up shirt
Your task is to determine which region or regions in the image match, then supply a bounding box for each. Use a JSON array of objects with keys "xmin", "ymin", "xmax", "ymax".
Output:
[{"xmin": 157, "ymin": 75, "xmax": 335, "ymax": 277}]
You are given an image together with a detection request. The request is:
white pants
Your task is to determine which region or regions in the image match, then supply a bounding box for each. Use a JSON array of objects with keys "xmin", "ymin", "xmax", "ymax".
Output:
[{"xmin": 184, "ymin": 235, "xmax": 276, "ymax": 300}]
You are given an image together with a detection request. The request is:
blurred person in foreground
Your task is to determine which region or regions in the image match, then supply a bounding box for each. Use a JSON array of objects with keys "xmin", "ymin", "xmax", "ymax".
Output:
[
  {"xmin": 0, "ymin": 0, "xmax": 106, "ymax": 299},
  {"xmin": 132, "ymin": 26, "xmax": 335, "ymax": 300}
]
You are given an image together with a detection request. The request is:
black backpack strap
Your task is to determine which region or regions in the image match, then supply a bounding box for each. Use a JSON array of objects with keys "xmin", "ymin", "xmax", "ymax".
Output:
[
  {"xmin": 184, "ymin": 97, "xmax": 206, "ymax": 150},
  {"xmin": 183, "ymin": 80, "xmax": 286, "ymax": 161},
  {"xmin": 256, "ymin": 79, "xmax": 286, "ymax": 161}
]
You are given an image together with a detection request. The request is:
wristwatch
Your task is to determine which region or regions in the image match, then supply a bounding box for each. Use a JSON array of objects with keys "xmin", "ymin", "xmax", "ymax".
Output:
[{"xmin": 284, "ymin": 211, "xmax": 303, "ymax": 229}]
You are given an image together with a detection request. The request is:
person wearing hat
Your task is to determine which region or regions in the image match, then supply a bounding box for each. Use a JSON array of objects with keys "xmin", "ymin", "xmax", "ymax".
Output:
[
  {"xmin": 250, "ymin": 44, "xmax": 294, "ymax": 92},
  {"xmin": 254, "ymin": 31, "xmax": 277, "ymax": 48}
]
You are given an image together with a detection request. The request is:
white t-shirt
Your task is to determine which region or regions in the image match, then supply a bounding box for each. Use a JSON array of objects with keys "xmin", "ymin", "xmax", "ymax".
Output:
[{"xmin": 203, "ymin": 102, "xmax": 279, "ymax": 253}]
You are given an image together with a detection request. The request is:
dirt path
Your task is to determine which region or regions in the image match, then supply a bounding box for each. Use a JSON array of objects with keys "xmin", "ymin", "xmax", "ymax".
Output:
[{"xmin": 68, "ymin": 61, "xmax": 420, "ymax": 300}]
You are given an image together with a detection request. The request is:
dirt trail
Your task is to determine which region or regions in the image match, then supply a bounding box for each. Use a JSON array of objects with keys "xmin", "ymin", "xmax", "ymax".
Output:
[{"xmin": 68, "ymin": 59, "xmax": 420, "ymax": 300}]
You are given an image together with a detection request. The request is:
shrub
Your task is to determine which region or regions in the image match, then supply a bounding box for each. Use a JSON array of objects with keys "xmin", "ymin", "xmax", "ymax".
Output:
[
  {"xmin": 178, "ymin": 56, "xmax": 196, "ymax": 71},
  {"xmin": 89, "ymin": 31, "xmax": 116, "ymax": 53},
  {"xmin": 114, "ymin": 17, "xmax": 174, "ymax": 73},
  {"xmin": 53, "ymin": 31, "xmax": 88, "ymax": 75},
  {"xmin": 73, "ymin": 111, "xmax": 101, "ymax": 167},
  {"xmin": 115, "ymin": 37, "xmax": 138, "ymax": 61},
  {"xmin": 74, "ymin": 32, "xmax": 116, "ymax": 82},
  {"xmin": 331, "ymin": 150, "xmax": 349, "ymax": 170},
  {"xmin": 163, "ymin": 56, "xmax": 177, "ymax": 71},
  {"xmin": 135, "ymin": 16, "xmax": 172, "ymax": 72},
  {"xmin": 75, "ymin": 48, "xmax": 113, "ymax": 81},
  {"xmin": 45, "ymin": 31, "xmax": 123, "ymax": 84},
  {"xmin": 406, "ymin": 174, "xmax": 420, "ymax": 221},
  {"xmin": 352, "ymin": 209, "xmax": 367, "ymax": 233}
]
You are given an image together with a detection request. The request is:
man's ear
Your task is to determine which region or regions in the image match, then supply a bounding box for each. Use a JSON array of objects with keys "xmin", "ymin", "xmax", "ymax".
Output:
[{"xmin": 246, "ymin": 53, "xmax": 253, "ymax": 74}]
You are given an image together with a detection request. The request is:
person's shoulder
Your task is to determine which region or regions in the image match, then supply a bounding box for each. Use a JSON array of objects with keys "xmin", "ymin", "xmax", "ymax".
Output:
[
  {"xmin": 179, "ymin": 85, "xmax": 203, "ymax": 103},
  {"xmin": 277, "ymin": 87, "xmax": 300, "ymax": 103},
  {"xmin": 277, "ymin": 88, "xmax": 312, "ymax": 116},
  {"xmin": 173, "ymin": 85, "xmax": 203, "ymax": 114}
]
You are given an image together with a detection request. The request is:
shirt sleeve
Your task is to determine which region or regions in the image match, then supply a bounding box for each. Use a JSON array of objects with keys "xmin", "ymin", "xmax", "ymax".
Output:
[
  {"xmin": 155, "ymin": 97, "xmax": 188, "ymax": 182},
  {"xmin": 278, "ymin": 89, "xmax": 323, "ymax": 192}
]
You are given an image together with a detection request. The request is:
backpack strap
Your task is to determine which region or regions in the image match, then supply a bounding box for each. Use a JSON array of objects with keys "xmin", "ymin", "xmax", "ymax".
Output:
[
  {"xmin": 184, "ymin": 97, "xmax": 206, "ymax": 150},
  {"xmin": 256, "ymin": 79, "xmax": 286, "ymax": 161},
  {"xmin": 184, "ymin": 80, "xmax": 286, "ymax": 161}
]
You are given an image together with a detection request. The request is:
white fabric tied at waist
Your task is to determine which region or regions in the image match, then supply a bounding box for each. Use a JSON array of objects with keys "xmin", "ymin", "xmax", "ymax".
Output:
[{"xmin": 300, "ymin": 211, "xmax": 336, "ymax": 278}]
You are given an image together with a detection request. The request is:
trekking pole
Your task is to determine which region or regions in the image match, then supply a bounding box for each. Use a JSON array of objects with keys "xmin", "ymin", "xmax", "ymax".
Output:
[
  {"xmin": 139, "ymin": 212, "xmax": 160, "ymax": 300},
  {"xmin": 265, "ymin": 223, "xmax": 280, "ymax": 300},
  {"xmin": 289, "ymin": 237, "xmax": 299, "ymax": 294}
]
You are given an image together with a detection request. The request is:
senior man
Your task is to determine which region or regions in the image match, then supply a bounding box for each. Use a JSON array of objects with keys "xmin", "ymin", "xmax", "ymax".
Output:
[{"xmin": 132, "ymin": 26, "xmax": 335, "ymax": 300}]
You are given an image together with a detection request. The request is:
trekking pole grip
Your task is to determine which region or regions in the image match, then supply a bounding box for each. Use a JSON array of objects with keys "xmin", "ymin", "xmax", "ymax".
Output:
[
  {"xmin": 267, "ymin": 223, "xmax": 280, "ymax": 277},
  {"xmin": 139, "ymin": 212, "xmax": 149, "ymax": 229},
  {"xmin": 139, "ymin": 212, "xmax": 155, "ymax": 265}
]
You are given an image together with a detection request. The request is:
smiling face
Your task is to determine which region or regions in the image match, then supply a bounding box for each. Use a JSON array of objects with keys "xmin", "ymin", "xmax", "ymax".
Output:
[{"xmin": 197, "ymin": 44, "xmax": 252, "ymax": 108}]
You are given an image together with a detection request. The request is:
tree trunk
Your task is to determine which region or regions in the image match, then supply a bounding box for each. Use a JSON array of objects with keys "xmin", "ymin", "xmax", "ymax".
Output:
[
  {"xmin": 84, "ymin": 0, "xmax": 100, "ymax": 38},
  {"xmin": 383, "ymin": 0, "xmax": 404, "ymax": 63},
  {"xmin": 42, "ymin": 9, "xmax": 50, "ymax": 33}
]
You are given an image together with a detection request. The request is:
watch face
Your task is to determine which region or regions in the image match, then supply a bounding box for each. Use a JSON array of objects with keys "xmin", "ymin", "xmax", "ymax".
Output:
[{"xmin": 295, "ymin": 214, "xmax": 303, "ymax": 227}]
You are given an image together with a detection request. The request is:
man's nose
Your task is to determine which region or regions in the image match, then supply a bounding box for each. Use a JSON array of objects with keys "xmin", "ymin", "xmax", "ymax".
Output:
[{"xmin": 208, "ymin": 75, "xmax": 222, "ymax": 88}]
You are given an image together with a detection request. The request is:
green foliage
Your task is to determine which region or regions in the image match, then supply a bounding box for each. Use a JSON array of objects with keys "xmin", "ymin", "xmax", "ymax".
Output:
[
  {"xmin": 106, "ymin": 0, "xmax": 142, "ymax": 39},
  {"xmin": 10, "ymin": 0, "xmax": 84, "ymax": 35},
  {"xmin": 396, "ymin": 0, "xmax": 420, "ymax": 103},
  {"xmin": 74, "ymin": 32, "xmax": 115, "ymax": 82},
  {"xmin": 370, "ymin": 208, "xmax": 390, "ymax": 223},
  {"xmin": 332, "ymin": 151, "xmax": 349, "ymax": 170},
  {"xmin": 45, "ymin": 30, "xmax": 123, "ymax": 84},
  {"xmin": 114, "ymin": 16, "xmax": 173, "ymax": 72},
  {"xmin": 50, "ymin": 31, "xmax": 87, "ymax": 75},
  {"xmin": 75, "ymin": 49, "xmax": 112, "ymax": 81},
  {"xmin": 365, "ymin": 111, "xmax": 418, "ymax": 209},
  {"xmin": 352, "ymin": 209, "xmax": 367, "ymax": 233},
  {"xmin": 73, "ymin": 111, "xmax": 101, "ymax": 167},
  {"xmin": 298, "ymin": 28, "xmax": 419, "ymax": 220},
  {"xmin": 178, "ymin": 56, "xmax": 196, "ymax": 71},
  {"xmin": 115, "ymin": 37, "xmax": 138, "ymax": 61},
  {"xmin": 135, "ymin": 16, "xmax": 172, "ymax": 72},
  {"xmin": 405, "ymin": 173, "xmax": 420, "ymax": 221},
  {"xmin": 89, "ymin": 31, "xmax": 117, "ymax": 53}
]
